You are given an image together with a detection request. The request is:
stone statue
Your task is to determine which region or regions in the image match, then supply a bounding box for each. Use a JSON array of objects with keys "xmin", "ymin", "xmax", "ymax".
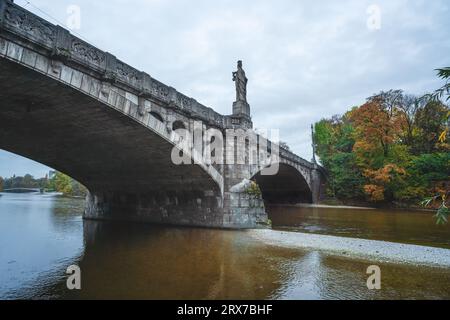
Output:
[{"xmin": 233, "ymin": 60, "xmax": 248, "ymax": 102}]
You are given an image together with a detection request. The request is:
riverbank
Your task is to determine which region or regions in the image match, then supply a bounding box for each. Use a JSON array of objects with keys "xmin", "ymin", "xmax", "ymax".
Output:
[
  {"xmin": 280, "ymin": 203, "xmax": 376, "ymax": 210},
  {"xmin": 249, "ymin": 229, "xmax": 450, "ymax": 268},
  {"xmin": 319, "ymin": 199, "xmax": 435, "ymax": 212}
]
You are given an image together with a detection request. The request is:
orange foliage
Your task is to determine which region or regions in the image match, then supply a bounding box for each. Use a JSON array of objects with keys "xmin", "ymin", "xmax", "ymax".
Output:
[
  {"xmin": 363, "ymin": 184, "xmax": 385, "ymax": 202},
  {"xmin": 363, "ymin": 164, "xmax": 406, "ymax": 202},
  {"xmin": 350, "ymin": 100, "xmax": 406, "ymax": 166}
]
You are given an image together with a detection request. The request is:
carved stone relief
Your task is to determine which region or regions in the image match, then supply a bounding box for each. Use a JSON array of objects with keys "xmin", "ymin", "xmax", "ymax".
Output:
[
  {"xmin": 71, "ymin": 38, "xmax": 105, "ymax": 67},
  {"xmin": 4, "ymin": 4, "xmax": 55, "ymax": 46}
]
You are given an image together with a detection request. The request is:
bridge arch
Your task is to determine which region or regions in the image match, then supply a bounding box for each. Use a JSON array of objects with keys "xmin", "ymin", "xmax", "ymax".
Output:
[
  {"xmin": 149, "ymin": 111, "xmax": 164, "ymax": 123},
  {"xmin": 251, "ymin": 163, "xmax": 313, "ymax": 204},
  {"xmin": 172, "ymin": 120, "xmax": 186, "ymax": 131},
  {"xmin": 0, "ymin": 39, "xmax": 223, "ymax": 189}
]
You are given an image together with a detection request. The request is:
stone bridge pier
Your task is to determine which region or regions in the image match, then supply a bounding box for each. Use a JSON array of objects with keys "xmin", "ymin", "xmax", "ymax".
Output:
[{"xmin": 0, "ymin": 0, "xmax": 326, "ymax": 229}]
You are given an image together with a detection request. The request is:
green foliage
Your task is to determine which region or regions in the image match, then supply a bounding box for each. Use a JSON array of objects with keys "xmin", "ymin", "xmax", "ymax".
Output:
[
  {"xmin": 245, "ymin": 181, "xmax": 262, "ymax": 198},
  {"xmin": 2, "ymin": 174, "xmax": 48, "ymax": 190},
  {"xmin": 47, "ymin": 172, "xmax": 87, "ymax": 197},
  {"xmin": 326, "ymin": 153, "xmax": 365, "ymax": 200},
  {"xmin": 314, "ymin": 88, "xmax": 449, "ymax": 222},
  {"xmin": 2, "ymin": 172, "xmax": 87, "ymax": 197},
  {"xmin": 423, "ymin": 68, "xmax": 450, "ymax": 102},
  {"xmin": 421, "ymin": 194, "xmax": 449, "ymax": 225},
  {"xmin": 314, "ymin": 117, "xmax": 365, "ymax": 200},
  {"xmin": 412, "ymin": 101, "xmax": 449, "ymax": 154}
]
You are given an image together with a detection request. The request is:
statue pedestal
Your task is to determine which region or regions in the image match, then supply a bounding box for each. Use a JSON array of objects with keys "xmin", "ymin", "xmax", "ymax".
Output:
[
  {"xmin": 233, "ymin": 100, "xmax": 251, "ymax": 118},
  {"xmin": 231, "ymin": 101, "xmax": 252, "ymax": 129}
]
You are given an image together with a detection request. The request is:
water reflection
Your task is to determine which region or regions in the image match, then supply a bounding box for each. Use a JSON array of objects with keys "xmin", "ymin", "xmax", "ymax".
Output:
[
  {"xmin": 1, "ymin": 194, "xmax": 450, "ymax": 300},
  {"xmin": 69, "ymin": 221, "xmax": 305, "ymax": 300},
  {"xmin": 62, "ymin": 221, "xmax": 450, "ymax": 300},
  {"xmin": 0, "ymin": 193, "xmax": 84, "ymax": 299}
]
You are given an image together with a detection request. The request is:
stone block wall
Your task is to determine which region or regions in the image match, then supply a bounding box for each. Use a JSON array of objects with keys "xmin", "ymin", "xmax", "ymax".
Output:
[{"xmin": 85, "ymin": 187, "xmax": 268, "ymax": 229}]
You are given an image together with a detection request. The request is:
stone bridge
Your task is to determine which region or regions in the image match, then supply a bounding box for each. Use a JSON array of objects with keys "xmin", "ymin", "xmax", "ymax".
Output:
[{"xmin": 0, "ymin": 0, "xmax": 325, "ymax": 228}]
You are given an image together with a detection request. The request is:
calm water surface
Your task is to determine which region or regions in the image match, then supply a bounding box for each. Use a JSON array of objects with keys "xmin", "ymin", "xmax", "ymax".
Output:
[{"xmin": 0, "ymin": 193, "xmax": 449, "ymax": 300}]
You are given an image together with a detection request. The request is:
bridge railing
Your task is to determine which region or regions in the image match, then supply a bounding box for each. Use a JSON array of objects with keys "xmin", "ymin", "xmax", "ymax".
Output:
[
  {"xmin": 0, "ymin": 0, "xmax": 226, "ymax": 128},
  {"xmin": 279, "ymin": 146, "xmax": 316, "ymax": 169}
]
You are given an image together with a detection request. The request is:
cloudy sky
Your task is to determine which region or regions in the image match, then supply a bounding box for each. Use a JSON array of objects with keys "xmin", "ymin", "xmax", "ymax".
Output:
[{"xmin": 1, "ymin": 0, "xmax": 449, "ymax": 178}]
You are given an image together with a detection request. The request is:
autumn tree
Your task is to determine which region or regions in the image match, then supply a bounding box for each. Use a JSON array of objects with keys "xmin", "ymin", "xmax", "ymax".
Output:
[
  {"xmin": 413, "ymin": 101, "xmax": 449, "ymax": 154},
  {"xmin": 350, "ymin": 98, "xmax": 405, "ymax": 164},
  {"xmin": 314, "ymin": 76, "xmax": 449, "ymax": 216},
  {"xmin": 0, "ymin": 176, "xmax": 3, "ymax": 192}
]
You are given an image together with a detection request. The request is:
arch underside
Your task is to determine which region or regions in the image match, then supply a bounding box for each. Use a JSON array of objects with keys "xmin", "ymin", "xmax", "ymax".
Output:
[
  {"xmin": 0, "ymin": 57, "xmax": 220, "ymax": 196},
  {"xmin": 252, "ymin": 163, "xmax": 312, "ymax": 204}
]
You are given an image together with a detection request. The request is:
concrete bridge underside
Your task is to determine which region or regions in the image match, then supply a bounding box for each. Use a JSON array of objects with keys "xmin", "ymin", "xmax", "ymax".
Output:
[
  {"xmin": 0, "ymin": 58, "xmax": 225, "ymax": 226},
  {"xmin": 252, "ymin": 164, "xmax": 313, "ymax": 204}
]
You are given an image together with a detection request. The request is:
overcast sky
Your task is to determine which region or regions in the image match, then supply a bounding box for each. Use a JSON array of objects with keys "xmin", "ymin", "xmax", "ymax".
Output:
[{"xmin": 1, "ymin": 0, "xmax": 449, "ymax": 178}]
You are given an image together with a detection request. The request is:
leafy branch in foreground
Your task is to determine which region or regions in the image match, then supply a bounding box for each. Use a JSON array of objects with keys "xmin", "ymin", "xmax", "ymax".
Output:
[
  {"xmin": 423, "ymin": 68, "xmax": 450, "ymax": 143},
  {"xmin": 422, "ymin": 68, "xmax": 450, "ymax": 103},
  {"xmin": 421, "ymin": 193, "xmax": 449, "ymax": 225},
  {"xmin": 422, "ymin": 67, "xmax": 450, "ymax": 224}
]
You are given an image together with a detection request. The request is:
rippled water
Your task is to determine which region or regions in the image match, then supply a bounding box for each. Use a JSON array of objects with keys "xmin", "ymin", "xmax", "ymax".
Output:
[{"xmin": 0, "ymin": 193, "xmax": 449, "ymax": 300}]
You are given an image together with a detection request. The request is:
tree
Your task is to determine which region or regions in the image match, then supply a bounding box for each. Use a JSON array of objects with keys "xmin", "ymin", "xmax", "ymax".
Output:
[
  {"xmin": 46, "ymin": 172, "xmax": 87, "ymax": 197},
  {"xmin": 368, "ymin": 90, "xmax": 404, "ymax": 118},
  {"xmin": 424, "ymin": 68, "xmax": 450, "ymax": 102},
  {"xmin": 326, "ymin": 152, "xmax": 365, "ymax": 200},
  {"xmin": 413, "ymin": 101, "xmax": 449, "ymax": 154},
  {"xmin": 363, "ymin": 164, "xmax": 406, "ymax": 202},
  {"xmin": 23, "ymin": 174, "xmax": 35, "ymax": 188},
  {"xmin": 350, "ymin": 98, "xmax": 405, "ymax": 166},
  {"xmin": 420, "ymin": 67, "xmax": 450, "ymax": 224},
  {"xmin": 315, "ymin": 83, "xmax": 449, "ymax": 214},
  {"xmin": 397, "ymin": 94, "xmax": 423, "ymax": 147},
  {"xmin": 314, "ymin": 115, "xmax": 364, "ymax": 201},
  {"xmin": 54, "ymin": 172, "xmax": 73, "ymax": 195},
  {"xmin": 0, "ymin": 176, "xmax": 3, "ymax": 192}
]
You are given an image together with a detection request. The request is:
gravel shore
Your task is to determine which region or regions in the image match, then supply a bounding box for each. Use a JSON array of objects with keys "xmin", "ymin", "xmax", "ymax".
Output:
[{"xmin": 249, "ymin": 229, "xmax": 450, "ymax": 268}]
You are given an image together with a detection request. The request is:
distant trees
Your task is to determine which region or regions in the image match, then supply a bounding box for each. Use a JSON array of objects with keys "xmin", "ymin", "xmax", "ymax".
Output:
[
  {"xmin": 1, "ymin": 172, "xmax": 87, "ymax": 197},
  {"xmin": 2, "ymin": 174, "xmax": 48, "ymax": 190}
]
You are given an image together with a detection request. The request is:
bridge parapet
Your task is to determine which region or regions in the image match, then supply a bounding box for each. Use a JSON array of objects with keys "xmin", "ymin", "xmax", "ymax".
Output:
[
  {"xmin": 0, "ymin": 0, "xmax": 229, "ymax": 129},
  {"xmin": 279, "ymin": 147, "xmax": 316, "ymax": 170}
]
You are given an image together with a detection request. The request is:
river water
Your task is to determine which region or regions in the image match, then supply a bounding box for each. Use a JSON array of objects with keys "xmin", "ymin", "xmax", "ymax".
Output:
[{"xmin": 0, "ymin": 193, "xmax": 449, "ymax": 300}]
